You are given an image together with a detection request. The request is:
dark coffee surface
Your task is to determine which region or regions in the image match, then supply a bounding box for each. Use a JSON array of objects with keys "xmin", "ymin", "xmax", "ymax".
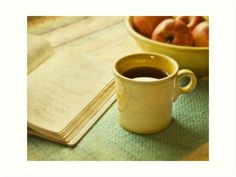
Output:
[{"xmin": 122, "ymin": 66, "xmax": 168, "ymax": 79}]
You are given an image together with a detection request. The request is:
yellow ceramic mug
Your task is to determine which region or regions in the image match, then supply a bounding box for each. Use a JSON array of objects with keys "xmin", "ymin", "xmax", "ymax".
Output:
[{"xmin": 113, "ymin": 53, "xmax": 197, "ymax": 134}]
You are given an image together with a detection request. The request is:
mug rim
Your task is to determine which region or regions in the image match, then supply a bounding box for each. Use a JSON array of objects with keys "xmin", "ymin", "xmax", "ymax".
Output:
[{"xmin": 113, "ymin": 52, "xmax": 179, "ymax": 84}]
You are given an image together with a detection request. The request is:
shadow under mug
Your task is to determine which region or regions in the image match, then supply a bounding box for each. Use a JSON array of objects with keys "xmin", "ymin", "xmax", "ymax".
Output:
[{"xmin": 113, "ymin": 53, "xmax": 197, "ymax": 134}]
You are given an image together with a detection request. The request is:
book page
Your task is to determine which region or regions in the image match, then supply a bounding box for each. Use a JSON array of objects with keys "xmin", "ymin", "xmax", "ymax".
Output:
[
  {"xmin": 27, "ymin": 34, "xmax": 54, "ymax": 74},
  {"xmin": 28, "ymin": 47, "xmax": 114, "ymax": 133}
]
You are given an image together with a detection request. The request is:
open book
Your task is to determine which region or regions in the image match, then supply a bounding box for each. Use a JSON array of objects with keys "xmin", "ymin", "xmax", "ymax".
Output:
[
  {"xmin": 27, "ymin": 16, "xmax": 142, "ymax": 146},
  {"xmin": 27, "ymin": 33, "xmax": 116, "ymax": 146}
]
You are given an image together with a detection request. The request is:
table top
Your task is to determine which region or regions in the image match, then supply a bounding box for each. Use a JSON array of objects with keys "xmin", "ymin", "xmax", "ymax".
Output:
[{"xmin": 27, "ymin": 16, "xmax": 209, "ymax": 160}]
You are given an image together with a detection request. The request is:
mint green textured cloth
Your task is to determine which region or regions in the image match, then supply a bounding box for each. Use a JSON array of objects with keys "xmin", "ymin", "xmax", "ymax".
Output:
[{"xmin": 27, "ymin": 79, "xmax": 208, "ymax": 160}]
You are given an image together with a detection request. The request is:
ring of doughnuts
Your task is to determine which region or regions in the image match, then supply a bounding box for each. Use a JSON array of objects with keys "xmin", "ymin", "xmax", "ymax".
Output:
[
  {"xmin": 151, "ymin": 19, "xmax": 194, "ymax": 46},
  {"xmin": 175, "ymin": 16, "xmax": 205, "ymax": 31}
]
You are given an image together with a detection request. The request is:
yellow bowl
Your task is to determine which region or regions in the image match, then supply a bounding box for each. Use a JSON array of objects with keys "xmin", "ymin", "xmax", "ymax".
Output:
[{"xmin": 125, "ymin": 16, "xmax": 209, "ymax": 76}]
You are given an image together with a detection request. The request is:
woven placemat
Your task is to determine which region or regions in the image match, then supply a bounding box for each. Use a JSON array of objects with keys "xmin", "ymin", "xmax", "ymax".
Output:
[{"xmin": 28, "ymin": 79, "xmax": 209, "ymax": 160}]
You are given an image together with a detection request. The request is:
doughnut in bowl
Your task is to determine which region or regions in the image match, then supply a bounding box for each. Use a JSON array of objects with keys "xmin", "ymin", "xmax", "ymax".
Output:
[{"xmin": 125, "ymin": 16, "xmax": 209, "ymax": 76}]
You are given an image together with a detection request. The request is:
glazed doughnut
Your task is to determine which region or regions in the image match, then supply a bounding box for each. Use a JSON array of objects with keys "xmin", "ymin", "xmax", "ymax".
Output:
[
  {"xmin": 151, "ymin": 19, "xmax": 194, "ymax": 46},
  {"xmin": 175, "ymin": 16, "xmax": 205, "ymax": 31},
  {"xmin": 133, "ymin": 16, "xmax": 172, "ymax": 38}
]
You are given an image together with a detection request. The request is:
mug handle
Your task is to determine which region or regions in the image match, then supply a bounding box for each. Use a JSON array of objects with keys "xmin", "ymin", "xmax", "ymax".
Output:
[{"xmin": 172, "ymin": 69, "xmax": 197, "ymax": 101}]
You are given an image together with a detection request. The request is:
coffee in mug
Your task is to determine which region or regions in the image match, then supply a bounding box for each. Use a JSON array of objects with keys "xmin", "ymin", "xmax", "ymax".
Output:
[{"xmin": 122, "ymin": 66, "xmax": 169, "ymax": 81}]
